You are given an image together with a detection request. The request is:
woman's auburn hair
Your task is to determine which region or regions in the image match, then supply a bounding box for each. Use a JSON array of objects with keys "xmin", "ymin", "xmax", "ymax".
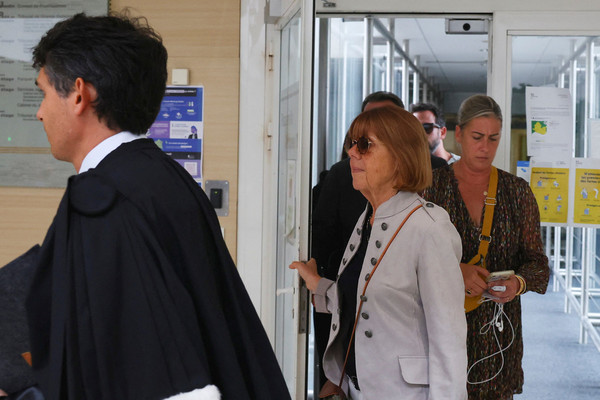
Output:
[{"xmin": 346, "ymin": 106, "xmax": 432, "ymax": 193}]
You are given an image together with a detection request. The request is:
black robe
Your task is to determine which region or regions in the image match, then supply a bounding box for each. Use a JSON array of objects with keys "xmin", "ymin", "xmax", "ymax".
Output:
[{"xmin": 26, "ymin": 139, "xmax": 291, "ymax": 400}]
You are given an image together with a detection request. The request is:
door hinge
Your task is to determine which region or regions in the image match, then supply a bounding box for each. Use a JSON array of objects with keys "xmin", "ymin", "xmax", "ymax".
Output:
[{"xmin": 265, "ymin": 121, "xmax": 273, "ymax": 151}]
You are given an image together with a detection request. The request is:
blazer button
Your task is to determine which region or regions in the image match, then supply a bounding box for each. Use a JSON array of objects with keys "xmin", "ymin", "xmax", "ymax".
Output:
[
  {"xmin": 361, "ymin": 312, "xmax": 369, "ymax": 320},
  {"xmin": 357, "ymin": 228, "xmax": 362, "ymax": 235},
  {"xmin": 370, "ymin": 257, "xmax": 377, "ymax": 266},
  {"xmin": 381, "ymin": 222, "xmax": 388, "ymax": 231},
  {"xmin": 343, "ymin": 258, "xmax": 347, "ymax": 265},
  {"xmin": 426, "ymin": 202, "xmax": 434, "ymax": 208},
  {"xmin": 365, "ymin": 330, "xmax": 373, "ymax": 338},
  {"xmin": 375, "ymin": 240, "xmax": 381, "ymax": 248},
  {"xmin": 332, "ymin": 323, "xmax": 337, "ymax": 331},
  {"xmin": 360, "ymin": 295, "xmax": 368, "ymax": 302},
  {"xmin": 350, "ymin": 244, "xmax": 355, "ymax": 251},
  {"xmin": 337, "ymin": 308, "xmax": 341, "ymax": 314},
  {"xmin": 365, "ymin": 273, "xmax": 370, "ymax": 281}
]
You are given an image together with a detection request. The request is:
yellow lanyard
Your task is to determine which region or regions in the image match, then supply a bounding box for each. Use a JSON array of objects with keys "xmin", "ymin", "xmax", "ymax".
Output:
[{"xmin": 465, "ymin": 167, "xmax": 498, "ymax": 312}]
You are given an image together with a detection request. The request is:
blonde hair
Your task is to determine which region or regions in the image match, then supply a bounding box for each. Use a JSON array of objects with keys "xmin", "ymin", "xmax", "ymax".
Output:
[
  {"xmin": 457, "ymin": 94, "xmax": 503, "ymax": 128},
  {"xmin": 347, "ymin": 106, "xmax": 431, "ymax": 192}
]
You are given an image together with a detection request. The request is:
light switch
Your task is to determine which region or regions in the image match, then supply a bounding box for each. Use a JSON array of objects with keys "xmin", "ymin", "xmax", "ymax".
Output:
[{"xmin": 172, "ymin": 69, "xmax": 189, "ymax": 85}]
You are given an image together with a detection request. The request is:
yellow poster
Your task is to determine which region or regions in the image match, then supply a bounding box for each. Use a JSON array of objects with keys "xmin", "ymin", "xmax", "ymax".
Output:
[
  {"xmin": 573, "ymin": 169, "xmax": 600, "ymax": 224},
  {"xmin": 530, "ymin": 167, "xmax": 569, "ymax": 224}
]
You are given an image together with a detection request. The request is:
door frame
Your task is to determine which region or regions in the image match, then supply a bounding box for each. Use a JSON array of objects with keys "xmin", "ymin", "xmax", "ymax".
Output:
[{"xmin": 238, "ymin": 0, "xmax": 314, "ymax": 398}]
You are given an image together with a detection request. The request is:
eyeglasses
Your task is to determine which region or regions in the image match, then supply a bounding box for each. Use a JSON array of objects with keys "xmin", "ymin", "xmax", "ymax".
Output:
[
  {"xmin": 422, "ymin": 123, "xmax": 441, "ymax": 134},
  {"xmin": 344, "ymin": 136, "xmax": 373, "ymax": 154}
]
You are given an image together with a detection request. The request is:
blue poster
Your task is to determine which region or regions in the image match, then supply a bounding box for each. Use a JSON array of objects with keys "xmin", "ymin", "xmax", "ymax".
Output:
[{"xmin": 148, "ymin": 86, "xmax": 204, "ymax": 183}]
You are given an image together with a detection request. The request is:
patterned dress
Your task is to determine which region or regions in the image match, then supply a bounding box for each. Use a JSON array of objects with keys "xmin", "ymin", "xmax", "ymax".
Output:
[{"xmin": 423, "ymin": 165, "xmax": 550, "ymax": 399}]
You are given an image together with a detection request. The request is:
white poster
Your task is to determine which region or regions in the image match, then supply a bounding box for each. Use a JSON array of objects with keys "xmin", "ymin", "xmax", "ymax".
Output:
[{"xmin": 525, "ymin": 86, "xmax": 573, "ymax": 159}]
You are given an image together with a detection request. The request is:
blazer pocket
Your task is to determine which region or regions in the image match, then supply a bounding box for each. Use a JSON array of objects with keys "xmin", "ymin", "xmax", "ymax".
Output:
[{"xmin": 398, "ymin": 355, "xmax": 429, "ymax": 385}]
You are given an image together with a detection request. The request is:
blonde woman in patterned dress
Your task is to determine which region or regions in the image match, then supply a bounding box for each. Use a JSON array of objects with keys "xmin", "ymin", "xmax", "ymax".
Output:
[{"xmin": 423, "ymin": 94, "xmax": 550, "ymax": 400}]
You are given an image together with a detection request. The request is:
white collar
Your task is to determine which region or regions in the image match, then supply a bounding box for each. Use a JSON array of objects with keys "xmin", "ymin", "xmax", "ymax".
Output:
[{"xmin": 79, "ymin": 131, "xmax": 141, "ymax": 173}]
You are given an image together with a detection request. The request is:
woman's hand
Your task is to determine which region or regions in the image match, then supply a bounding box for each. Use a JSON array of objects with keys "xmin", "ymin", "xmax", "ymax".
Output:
[
  {"xmin": 0, "ymin": 389, "xmax": 7, "ymax": 396},
  {"xmin": 289, "ymin": 258, "xmax": 321, "ymax": 292},
  {"xmin": 487, "ymin": 275, "xmax": 520, "ymax": 303},
  {"xmin": 460, "ymin": 263, "xmax": 489, "ymax": 297}
]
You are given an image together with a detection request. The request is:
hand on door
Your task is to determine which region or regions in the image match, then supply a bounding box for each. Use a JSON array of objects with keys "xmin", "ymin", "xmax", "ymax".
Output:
[{"xmin": 289, "ymin": 258, "xmax": 321, "ymax": 291}]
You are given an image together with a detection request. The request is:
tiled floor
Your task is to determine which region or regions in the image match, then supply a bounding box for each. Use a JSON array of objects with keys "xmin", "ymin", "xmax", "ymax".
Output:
[{"xmin": 516, "ymin": 285, "xmax": 600, "ymax": 399}]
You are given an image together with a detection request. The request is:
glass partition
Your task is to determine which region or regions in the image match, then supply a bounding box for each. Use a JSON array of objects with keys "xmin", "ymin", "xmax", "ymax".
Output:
[
  {"xmin": 510, "ymin": 34, "xmax": 600, "ymax": 349},
  {"xmin": 314, "ymin": 16, "xmax": 488, "ymax": 172}
]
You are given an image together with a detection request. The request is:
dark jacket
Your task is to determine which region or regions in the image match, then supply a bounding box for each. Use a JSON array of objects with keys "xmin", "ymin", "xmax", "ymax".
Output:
[{"xmin": 0, "ymin": 246, "xmax": 40, "ymax": 396}]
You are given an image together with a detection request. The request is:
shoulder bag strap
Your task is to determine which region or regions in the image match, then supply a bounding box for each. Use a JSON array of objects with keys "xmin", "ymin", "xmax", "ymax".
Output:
[{"xmin": 465, "ymin": 166, "xmax": 498, "ymax": 312}]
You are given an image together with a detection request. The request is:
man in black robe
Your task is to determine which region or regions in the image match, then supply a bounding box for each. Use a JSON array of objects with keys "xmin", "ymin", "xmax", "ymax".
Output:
[{"xmin": 26, "ymin": 13, "xmax": 290, "ymax": 400}]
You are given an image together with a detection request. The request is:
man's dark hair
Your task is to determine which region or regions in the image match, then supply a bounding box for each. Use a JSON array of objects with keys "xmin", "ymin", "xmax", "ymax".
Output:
[
  {"xmin": 410, "ymin": 102, "xmax": 445, "ymax": 127},
  {"xmin": 360, "ymin": 91, "xmax": 405, "ymax": 112},
  {"xmin": 32, "ymin": 13, "xmax": 168, "ymax": 134}
]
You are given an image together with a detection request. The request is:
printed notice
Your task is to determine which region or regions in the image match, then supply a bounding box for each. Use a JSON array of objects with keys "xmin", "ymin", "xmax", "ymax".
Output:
[
  {"xmin": 0, "ymin": 0, "xmax": 108, "ymax": 188},
  {"xmin": 0, "ymin": 18, "xmax": 62, "ymax": 147},
  {"xmin": 571, "ymin": 158, "xmax": 600, "ymax": 226},
  {"xmin": 530, "ymin": 160, "xmax": 570, "ymax": 225},
  {"xmin": 148, "ymin": 86, "xmax": 204, "ymax": 184},
  {"xmin": 526, "ymin": 86, "xmax": 573, "ymax": 160},
  {"xmin": 0, "ymin": 1, "xmax": 106, "ymax": 18},
  {"xmin": 0, "ymin": 1, "xmax": 107, "ymax": 148}
]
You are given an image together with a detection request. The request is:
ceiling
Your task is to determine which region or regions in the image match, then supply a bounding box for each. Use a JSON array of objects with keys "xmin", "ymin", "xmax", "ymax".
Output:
[
  {"xmin": 366, "ymin": 16, "xmax": 594, "ymax": 103},
  {"xmin": 373, "ymin": 17, "xmax": 490, "ymax": 95}
]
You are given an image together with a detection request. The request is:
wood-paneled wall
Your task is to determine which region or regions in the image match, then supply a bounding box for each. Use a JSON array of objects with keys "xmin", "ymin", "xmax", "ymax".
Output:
[
  {"xmin": 111, "ymin": 0, "xmax": 240, "ymax": 259},
  {"xmin": 0, "ymin": 1, "xmax": 240, "ymax": 266},
  {"xmin": 0, "ymin": 187, "xmax": 63, "ymax": 266}
]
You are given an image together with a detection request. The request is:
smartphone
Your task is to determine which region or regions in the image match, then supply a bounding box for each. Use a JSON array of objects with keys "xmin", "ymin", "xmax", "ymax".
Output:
[{"xmin": 486, "ymin": 270, "xmax": 514, "ymax": 282}]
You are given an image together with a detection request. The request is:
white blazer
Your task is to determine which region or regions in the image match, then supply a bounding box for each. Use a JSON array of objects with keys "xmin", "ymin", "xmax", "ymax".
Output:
[{"xmin": 314, "ymin": 191, "xmax": 467, "ymax": 399}]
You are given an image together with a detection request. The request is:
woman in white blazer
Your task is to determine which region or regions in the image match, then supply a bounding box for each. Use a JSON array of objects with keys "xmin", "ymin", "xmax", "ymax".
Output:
[{"xmin": 291, "ymin": 106, "xmax": 467, "ymax": 400}]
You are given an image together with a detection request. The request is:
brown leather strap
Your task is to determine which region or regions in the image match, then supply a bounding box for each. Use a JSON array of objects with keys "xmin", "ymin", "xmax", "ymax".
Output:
[
  {"xmin": 338, "ymin": 203, "xmax": 423, "ymax": 388},
  {"xmin": 22, "ymin": 352, "xmax": 32, "ymax": 366},
  {"xmin": 477, "ymin": 166, "xmax": 498, "ymax": 259}
]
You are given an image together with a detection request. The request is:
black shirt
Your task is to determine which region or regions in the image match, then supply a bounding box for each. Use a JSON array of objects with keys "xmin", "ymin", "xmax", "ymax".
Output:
[{"xmin": 337, "ymin": 207, "xmax": 372, "ymax": 383}]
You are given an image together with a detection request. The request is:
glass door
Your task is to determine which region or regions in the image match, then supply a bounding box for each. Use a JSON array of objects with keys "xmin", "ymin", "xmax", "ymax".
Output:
[
  {"xmin": 493, "ymin": 11, "xmax": 600, "ymax": 351},
  {"xmin": 271, "ymin": 1, "xmax": 314, "ymax": 398},
  {"xmin": 275, "ymin": 11, "xmax": 303, "ymax": 396}
]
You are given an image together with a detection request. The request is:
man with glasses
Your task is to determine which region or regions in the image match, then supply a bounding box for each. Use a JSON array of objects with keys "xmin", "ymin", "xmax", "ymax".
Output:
[{"xmin": 411, "ymin": 102, "xmax": 461, "ymax": 164}]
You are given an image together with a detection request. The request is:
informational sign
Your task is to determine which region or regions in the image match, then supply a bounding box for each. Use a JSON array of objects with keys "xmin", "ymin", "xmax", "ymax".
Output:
[
  {"xmin": 530, "ymin": 159, "xmax": 570, "ymax": 225},
  {"xmin": 0, "ymin": 18, "xmax": 60, "ymax": 147},
  {"xmin": 570, "ymin": 158, "xmax": 600, "ymax": 227},
  {"xmin": 516, "ymin": 160, "xmax": 530, "ymax": 183},
  {"xmin": 525, "ymin": 86, "xmax": 573, "ymax": 160},
  {"xmin": 0, "ymin": 1, "xmax": 107, "ymax": 148},
  {"xmin": 147, "ymin": 86, "xmax": 204, "ymax": 184},
  {"xmin": 0, "ymin": 1, "xmax": 106, "ymax": 18},
  {"xmin": 0, "ymin": 0, "xmax": 108, "ymax": 188}
]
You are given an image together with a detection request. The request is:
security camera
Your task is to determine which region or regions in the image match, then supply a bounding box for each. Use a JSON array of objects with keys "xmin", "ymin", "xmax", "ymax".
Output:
[{"xmin": 445, "ymin": 19, "xmax": 489, "ymax": 35}]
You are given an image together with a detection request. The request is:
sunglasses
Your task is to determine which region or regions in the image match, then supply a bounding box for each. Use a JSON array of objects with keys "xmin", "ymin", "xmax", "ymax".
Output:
[
  {"xmin": 422, "ymin": 123, "xmax": 441, "ymax": 134},
  {"xmin": 344, "ymin": 136, "xmax": 373, "ymax": 154}
]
